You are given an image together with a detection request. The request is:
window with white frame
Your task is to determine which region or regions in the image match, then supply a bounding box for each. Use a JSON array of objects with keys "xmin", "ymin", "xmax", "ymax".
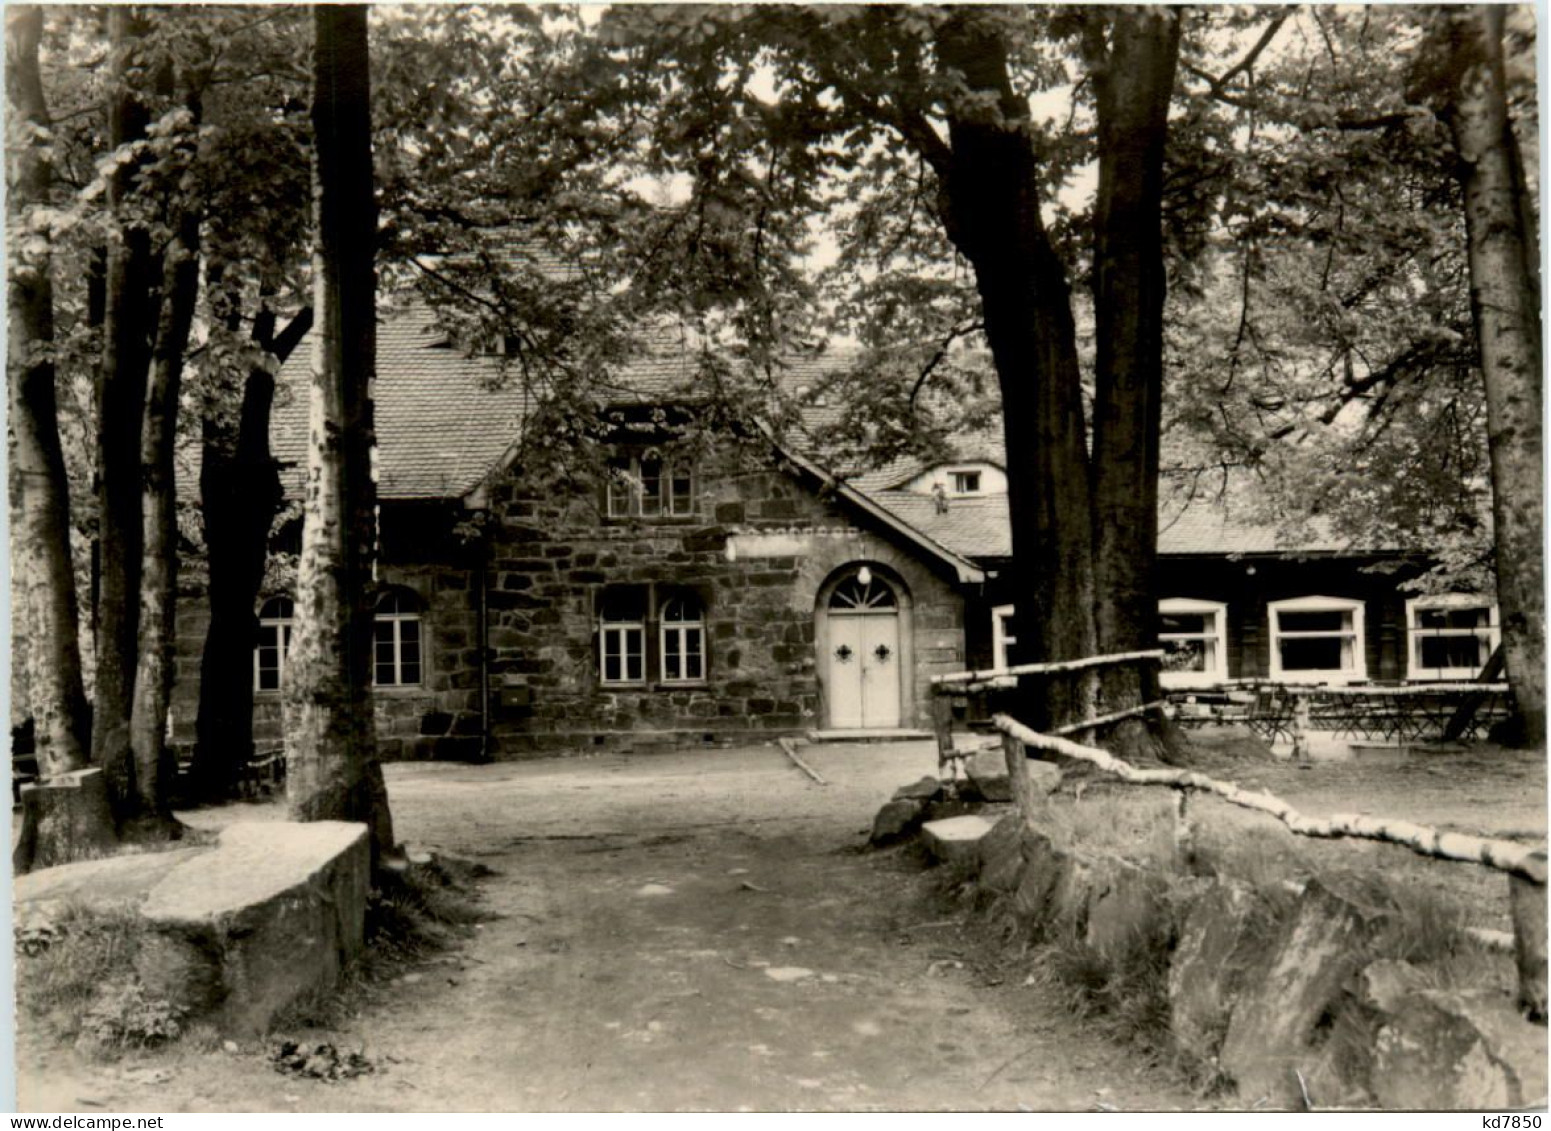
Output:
[
  {"xmin": 950, "ymin": 469, "xmax": 983, "ymax": 496},
  {"xmin": 607, "ymin": 452, "xmax": 696, "ymax": 518},
  {"xmin": 659, "ymin": 595, "xmax": 706, "ymax": 683},
  {"xmin": 991, "ymin": 604, "xmax": 1016, "ymax": 671},
  {"xmin": 374, "ymin": 589, "xmax": 423, "ymax": 687},
  {"xmin": 1406, "ymin": 595, "xmax": 1500, "ymax": 680},
  {"xmin": 254, "ymin": 596, "xmax": 294, "ymax": 692},
  {"xmin": 1268, "ymin": 595, "xmax": 1366, "ymax": 683},
  {"xmin": 599, "ymin": 589, "xmax": 647, "ymax": 685},
  {"xmin": 1157, "ymin": 598, "xmax": 1229, "ymax": 688}
]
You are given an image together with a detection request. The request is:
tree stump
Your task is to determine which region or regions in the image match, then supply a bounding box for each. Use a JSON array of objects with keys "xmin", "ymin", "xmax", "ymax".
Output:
[{"xmin": 13, "ymin": 767, "xmax": 118, "ymax": 873}]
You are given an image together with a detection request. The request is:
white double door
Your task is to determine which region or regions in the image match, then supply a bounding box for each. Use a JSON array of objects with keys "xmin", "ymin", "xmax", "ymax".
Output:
[{"xmin": 826, "ymin": 612, "xmax": 902, "ymax": 729}]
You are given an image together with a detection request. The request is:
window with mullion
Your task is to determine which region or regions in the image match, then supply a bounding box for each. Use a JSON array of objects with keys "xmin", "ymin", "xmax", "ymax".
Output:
[
  {"xmin": 606, "ymin": 457, "xmax": 635, "ymax": 518},
  {"xmin": 639, "ymin": 457, "xmax": 664, "ymax": 518},
  {"xmin": 668, "ymin": 465, "xmax": 695, "ymax": 516},
  {"xmin": 374, "ymin": 589, "xmax": 424, "ymax": 687},
  {"xmin": 660, "ymin": 596, "xmax": 705, "ymax": 683},
  {"xmin": 1406, "ymin": 596, "xmax": 1499, "ymax": 679},
  {"xmin": 601, "ymin": 624, "xmax": 646, "ymax": 683},
  {"xmin": 1157, "ymin": 599, "xmax": 1228, "ymax": 687},
  {"xmin": 600, "ymin": 588, "xmax": 648, "ymax": 685},
  {"xmin": 1269, "ymin": 596, "xmax": 1365, "ymax": 682},
  {"xmin": 605, "ymin": 453, "xmax": 695, "ymax": 518},
  {"xmin": 254, "ymin": 596, "xmax": 295, "ymax": 692}
]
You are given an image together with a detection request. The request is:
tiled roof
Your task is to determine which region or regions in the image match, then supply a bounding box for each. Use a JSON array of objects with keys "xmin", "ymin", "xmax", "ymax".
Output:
[
  {"xmin": 595, "ymin": 334, "xmax": 843, "ymax": 408},
  {"xmin": 856, "ymin": 488, "xmax": 1378, "ymax": 563},
  {"xmin": 271, "ymin": 312, "xmax": 530, "ymax": 501},
  {"xmin": 847, "ymin": 426, "xmax": 1006, "ymax": 494},
  {"xmin": 863, "ymin": 491, "xmax": 1013, "ymax": 559},
  {"xmin": 268, "ymin": 312, "xmax": 846, "ymax": 500},
  {"xmin": 259, "ymin": 304, "xmax": 1384, "ymax": 562},
  {"xmin": 839, "ymin": 429, "xmax": 1383, "ymax": 560}
]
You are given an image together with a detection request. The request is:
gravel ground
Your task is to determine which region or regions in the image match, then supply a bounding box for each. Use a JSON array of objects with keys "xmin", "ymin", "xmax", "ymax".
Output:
[
  {"xmin": 16, "ymin": 732, "xmax": 1542, "ymax": 1113},
  {"xmin": 17, "ymin": 739, "xmax": 1203, "ymax": 1113}
]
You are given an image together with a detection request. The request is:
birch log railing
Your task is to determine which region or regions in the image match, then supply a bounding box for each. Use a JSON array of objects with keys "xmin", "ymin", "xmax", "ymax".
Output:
[
  {"xmin": 993, "ymin": 711, "xmax": 1549, "ymax": 1017},
  {"xmin": 930, "ymin": 649, "xmax": 1166, "ymax": 693},
  {"xmin": 928, "ymin": 650, "xmax": 1166, "ymax": 788}
]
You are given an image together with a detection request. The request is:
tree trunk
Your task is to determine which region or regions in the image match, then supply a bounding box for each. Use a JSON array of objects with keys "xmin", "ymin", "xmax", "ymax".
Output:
[
  {"xmin": 285, "ymin": 4, "xmax": 394, "ymax": 864},
  {"xmin": 933, "ymin": 13, "xmax": 1098, "ymax": 732},
  {"xmin": 190, "ymin": 306, "xmax": 309, "ymax": 803},
  {"xmin": 93, "ymin": 7, "xmax": 164, "ymax": 812},
  {"xmin": 1086, "ymin": 9, "xmax": 1188, "ymax": 762},
  {"xmin": 6, "ymin": 7, "xmax": 92, "ymax": 779},
  {"xmin": 126, "ymin": 196, "xmax": 200, "ymax": 835},
  {"xmin": 8, "ymin": 7, "xmax": 117, "ymax": 872},
  {"xmin": 1434, "ymin": 7, "xmax": 1545, "ymax": 745}
]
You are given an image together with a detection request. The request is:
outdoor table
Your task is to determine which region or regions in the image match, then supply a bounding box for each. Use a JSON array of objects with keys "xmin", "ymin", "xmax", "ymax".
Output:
[{"xmin": 1168, "ymin": 681, "xmax": 1513, "ymax": 743}]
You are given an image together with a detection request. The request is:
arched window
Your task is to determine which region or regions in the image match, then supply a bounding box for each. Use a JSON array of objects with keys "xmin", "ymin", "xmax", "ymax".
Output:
[
  {"xmin": 828, "ymin": 570, "xmax": 898, "ymax": 612},
  {"xmin": 254, "ymin": 596, "xmax": 294, "ymax": 692},
  {"xmin": 374, "ymin": 589, "xmax": 423, "ymax": 687},
  {"xmin": 660, "ymin": 595, "xmax": 705, "ymax": 683}
]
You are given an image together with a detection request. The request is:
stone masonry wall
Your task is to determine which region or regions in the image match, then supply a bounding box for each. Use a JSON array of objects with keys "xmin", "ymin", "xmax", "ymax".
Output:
[
  {"xmin": 169, "ymin": 508, "xmax": 485, "ymax": 762},
  {"xmin": 485, "ymin": 443, "xmax": 966, "ymax": 754},
  {"xmin": 166, "ymin": 450, "xmax": 969, "ymax": 761}
]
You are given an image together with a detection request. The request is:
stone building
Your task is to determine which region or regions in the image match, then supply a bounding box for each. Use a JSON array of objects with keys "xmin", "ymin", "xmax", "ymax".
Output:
[
  {"xmin": 170, "ymin": 309, "xmax": 984, "ymax": 757},
  {"xmin": 167, "ymin": 307, "xmax": 1502, "ymax": 759}
]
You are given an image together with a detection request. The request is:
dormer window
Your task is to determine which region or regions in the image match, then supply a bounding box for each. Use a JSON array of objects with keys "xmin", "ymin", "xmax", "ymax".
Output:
[
  {"xmin": 950, "ymin": 470, "xmax": 982, "ymax": 495},
  {"xmin": 900, "ymin": 461, "xmax": 1005, "ymax": 497},
  {"xmin": 607, "ymin": 452, "xmax": 696, "ymax": 519}
]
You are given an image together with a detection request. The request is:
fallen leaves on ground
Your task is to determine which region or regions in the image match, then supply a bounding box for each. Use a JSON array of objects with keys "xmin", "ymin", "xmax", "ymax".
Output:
[{"xmin": 269, "ymin": 1039, "xmax": 377, "ymax": 1083}]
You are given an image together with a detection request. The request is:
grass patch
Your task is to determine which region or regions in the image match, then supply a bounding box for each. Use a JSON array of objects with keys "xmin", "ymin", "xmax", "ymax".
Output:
[
  {"xmin": 20, "ymin": 853, "xmax": 497, "ymax": 1054},
  {"xmin": 367, "ymin": 856, "xmax": 490, "ymax": 960},
  {"xmin": 16, "ymin": 901, "xmax": 186, "ymax": 1057}
]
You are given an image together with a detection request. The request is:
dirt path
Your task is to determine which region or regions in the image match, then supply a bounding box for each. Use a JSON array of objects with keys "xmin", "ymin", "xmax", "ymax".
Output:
[{"xmin": 18, "ymin": 742, "xmax": 1200, "ymax": 1113}]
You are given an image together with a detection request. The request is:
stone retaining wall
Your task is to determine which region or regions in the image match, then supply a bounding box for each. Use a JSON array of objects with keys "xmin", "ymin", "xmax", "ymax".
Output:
[
  {"xmin": 969, "ymin": 811, "xmax": 1547, "ymax": 1108},
  {"xmin": 909, "ymin": 782, "xmax": 1547, "ymax": 1110}
]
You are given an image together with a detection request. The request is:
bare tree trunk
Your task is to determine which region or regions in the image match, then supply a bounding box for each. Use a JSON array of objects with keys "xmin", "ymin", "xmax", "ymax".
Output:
[
  {"xmin": 6, "ymin": 6, "xmax": 91, "ymax": 778},
  {"xmin": 285, "ymin": 4, "xmax": 395, "ymax": 864},
  {"xmin": 126, "ymin": 196, "xmax": 200, "ymax": 834},
  {"xmin": 190, "ymin": 304, "xmax": 309, "ymax": 802},
  {"xmin": 1430, "ymin": 7, "xmax": 1545, "ymax": 744},
  {"xmin": 93, "ymin": 7, "xmax": 163, "ymax": 812},
  {"xmin": 1086, "ymin": 8, "xmax": 1189, "ymax": 762},
  {"xmin": 933, "ymin": 12, "xmax": 1098, "ymax": 732}
]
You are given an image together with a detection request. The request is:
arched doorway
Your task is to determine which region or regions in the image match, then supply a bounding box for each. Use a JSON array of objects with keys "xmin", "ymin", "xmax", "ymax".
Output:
[{"xmin": 818, "ymin": 565, "xmax": 907, "ymax": 730}]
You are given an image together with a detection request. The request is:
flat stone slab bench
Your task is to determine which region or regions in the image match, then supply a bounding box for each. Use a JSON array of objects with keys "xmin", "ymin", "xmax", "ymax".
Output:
[{"xmin": 16, "ymin": 821, "xmax": 369, "ymax": 1035}]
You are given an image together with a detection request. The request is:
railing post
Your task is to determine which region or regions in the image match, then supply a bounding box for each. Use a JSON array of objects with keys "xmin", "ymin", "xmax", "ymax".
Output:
[
  {"xmin": 1290, "ymin": 691, "xmax": 1312, "ymax": 765},
  {"xmin": 1001, "ymin": 732, "xmax": 1039, "ymax": 830},
  {"xmin": 930, "ymin": 693, "xmax": 957, "ymax": 796},
  {"xmin": 1172, "ymin": 787, "xmax": 1192, "ymax": 872},
  {"xmin": 1510, "ymin": 852, "xmax": 1547, "ymax": 1021}
]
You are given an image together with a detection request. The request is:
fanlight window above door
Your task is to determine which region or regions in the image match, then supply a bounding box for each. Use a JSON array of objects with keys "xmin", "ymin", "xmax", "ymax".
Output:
[{"xmin": 829, "ymin": 571, "xmax": 897, "ymax": 612}]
